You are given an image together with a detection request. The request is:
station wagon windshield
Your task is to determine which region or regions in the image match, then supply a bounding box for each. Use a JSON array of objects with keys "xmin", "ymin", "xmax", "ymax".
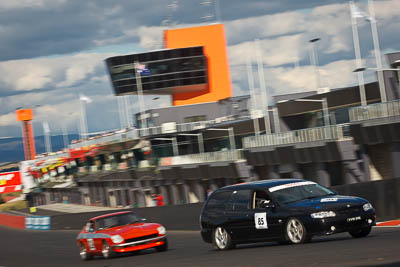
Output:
[
  {"xmin": 270, "ymin": 183, "xmax": 336, "ymax": 205},
  {"xmin": 96, "ymin": 213, "xmax": 143, "ymax": 230}
]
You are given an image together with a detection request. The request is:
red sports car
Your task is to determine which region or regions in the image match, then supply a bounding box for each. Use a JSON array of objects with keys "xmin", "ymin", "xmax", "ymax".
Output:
[{"xmin": 76, "ymin": 211, "xmax": 167, "ymax": 260}]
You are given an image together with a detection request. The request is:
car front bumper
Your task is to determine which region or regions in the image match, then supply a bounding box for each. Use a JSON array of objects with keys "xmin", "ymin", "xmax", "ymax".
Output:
[
  {"xmin": 307, "ymin": 213, "xmax": 376, "ymax": 236},
  {"xmin": 112, "ymin": 235, "xmax": 167, "ymax": 253}
]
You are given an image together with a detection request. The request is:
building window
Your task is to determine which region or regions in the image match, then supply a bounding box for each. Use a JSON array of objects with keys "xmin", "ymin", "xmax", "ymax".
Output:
[{"xmin": 184, "ymin": 115, "xmax": 206, "ymax": 123}]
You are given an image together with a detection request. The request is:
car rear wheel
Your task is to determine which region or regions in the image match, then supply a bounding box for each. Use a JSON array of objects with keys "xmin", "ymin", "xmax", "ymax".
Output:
[
  {"xmin": 349, "ymin": 226, "xmax": 371, "ymax": 238},
  {"xmin": 285, "ymin": 218, "xmax": 308, "ymax": 244},
  {"xmin": 156, "ymin": 238, "xmax": 168, "ymax": 252},
  {"xmin": 212, "ymin": 226, "xmax": 234, "ymax": 250},
  {"xmin": 79, "ymin": 243, "xmax": 92, "ymax": 261},
  {"xmin": 102, "ymin": 241, "xmax": 115, "ymax": 259}
]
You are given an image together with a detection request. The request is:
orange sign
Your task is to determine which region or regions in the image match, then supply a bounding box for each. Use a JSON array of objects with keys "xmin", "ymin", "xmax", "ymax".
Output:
[
  {"xmin": 164, "ymin": 24, "xmax": 232, "ymax": 106},
  {"xmin": 16, "ymin": 109, "xmax": 33, "ymax": 121}
]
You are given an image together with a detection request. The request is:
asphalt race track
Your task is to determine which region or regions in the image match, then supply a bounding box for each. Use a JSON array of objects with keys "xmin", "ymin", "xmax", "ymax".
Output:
[{"xmin": 0, "ymin": 226, "xmax": 400, "ymax": 267}]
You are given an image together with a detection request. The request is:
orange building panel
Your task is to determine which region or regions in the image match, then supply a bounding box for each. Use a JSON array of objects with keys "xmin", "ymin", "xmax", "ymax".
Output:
[
  {"xmin": 164, "ymin": 24, "xmax": 232, "ymax": 106},
  {"xmin": 16, "ymin": 108, "xmax": 33, "ymax": 121}
]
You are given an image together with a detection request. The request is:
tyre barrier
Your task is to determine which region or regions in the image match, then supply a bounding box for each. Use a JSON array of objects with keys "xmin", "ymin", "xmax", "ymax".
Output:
[
  {"xmin": 0, "ymin": 213, "xmax": 51, "ymax": 230},
  {"xmin": 25, "ymin": 216, "xmax": 51, "ymax": 230}
]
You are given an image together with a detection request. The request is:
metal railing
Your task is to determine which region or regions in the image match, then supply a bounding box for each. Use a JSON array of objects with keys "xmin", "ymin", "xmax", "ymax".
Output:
[
  {"xmin": 69, "ymin": 128, "xmax": 138, "ymax": 149},
  {"xmin": 159, "ymin": 150, "xmax": 244, "ymax": 166},
  {"xmin": 69, "ymin": 115, "xmax": 241, "ymax": 149},
  {"xmin": 243, "ymin": 124, "xmax": 351, "ymax": 148},
  {"xmin": 349, "ymin": 100, "xmax": 400, "ymax": 122}
]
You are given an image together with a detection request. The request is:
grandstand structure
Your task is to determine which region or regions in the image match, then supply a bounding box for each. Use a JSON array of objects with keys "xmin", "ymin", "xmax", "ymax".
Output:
[{"xmin": 19, "ymin": 25, "xmax": 400, "ymax": 208}]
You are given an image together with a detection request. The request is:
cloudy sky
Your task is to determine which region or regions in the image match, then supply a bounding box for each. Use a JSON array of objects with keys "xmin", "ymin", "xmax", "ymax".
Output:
[{"xmin": 0, "ymin": 0, "xmax": 399, "ymax": 139}]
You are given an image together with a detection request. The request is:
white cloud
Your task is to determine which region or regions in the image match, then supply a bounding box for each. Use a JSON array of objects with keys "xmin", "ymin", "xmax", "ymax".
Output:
[
  {"xmin": 0, "ymin": 0, "xmax": 66, "ymax": 10},
  {"xmin": 0, "ymin": 52, "xmax": 114, "ymax": 92}
]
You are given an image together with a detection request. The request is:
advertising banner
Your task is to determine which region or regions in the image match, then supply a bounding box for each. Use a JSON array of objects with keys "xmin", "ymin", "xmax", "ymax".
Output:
[{"xmin": 0, "ymin": 171, "xmax": 22, "ymax": 194}]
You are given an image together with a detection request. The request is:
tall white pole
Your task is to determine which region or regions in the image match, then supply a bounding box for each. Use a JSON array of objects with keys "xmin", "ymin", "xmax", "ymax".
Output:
[
  {"xmin": 214, "ymin": 0, "xmax": 221, "ymax": 22},
  {"xmin": 368, "ymin": 0, "xmax": 386, "ymax": 102},
  {"xmin": 228, "ymin": 127, "xmax": 236, "ymax": 150},
  {"xmin": 134, "ymin": 61, "xmax": 148, "ymax": 130},
  {"xmin": 79, "ymin": 99, "xmax": 86, "ymax": 140},
  {"xmin": 255, "ymin": 39, "xmax": 271, "ymax": 134},
  {"xmin": 350, "ymin": 1, "xmax": 367, "ymax": 106},
  {"xmin": 62, "ymin": 124, "xmax": 69, "ymax": 150},
  {"xmin": 246, "ymin": 48, "xmax": 260, "ymax": 136},
  {"xmin": 123, "ymin": 95, "xmax": 131, "ymax": 128},
  {"xmin": 82, "ymin": 100, "xmax": 88, "ymax": 139},
  {"xmin": 309, "ymin": 38, "xmax": 321, "ymax": 91},
  {"xmin": 172, "ymin": 137, "xmax": 178, "ymax": 156},
  {"xmin": 43, "ymin": 121, "xmax": 52, "ymax": 153},
  {"xmin": 272, "ymin": 107, "xmax": 281, "ymax": 133},
  {"xmin": 322, "ymin": 98, "xmax": 330, "ymax": 127},
  {"xmin": 198, "ymin": 133, "xmax": 205, "ymax": 153},
  {"xmin": 117, "ymin": 96, "xmax": 124, "ymax": 129}
]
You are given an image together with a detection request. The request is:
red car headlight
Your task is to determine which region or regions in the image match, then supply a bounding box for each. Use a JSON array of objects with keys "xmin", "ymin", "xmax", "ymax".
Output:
[
  {"xmin": 111, "ymin": 235, "xmax": 123, "ymax": 244},
  {"xmin": 157, "ymin": 226, "xmax": 166, "ymax": 235}
]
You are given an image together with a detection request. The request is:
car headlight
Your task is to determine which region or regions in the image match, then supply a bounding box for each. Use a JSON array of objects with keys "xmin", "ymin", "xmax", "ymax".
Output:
[
  {"xmin": 111, "ymin": 235, "xmax": 123, "ymax": 244},
  {"xmin": 311, "ymin": 211, "xmax": 336, "ymax": 218},
  {"xmin": 157, "ymin": 226, "xmax": 166, "ymax": 235},
  {"xmin": 363, "ymin": 203, "xmax": 373, "ymax": 211}
]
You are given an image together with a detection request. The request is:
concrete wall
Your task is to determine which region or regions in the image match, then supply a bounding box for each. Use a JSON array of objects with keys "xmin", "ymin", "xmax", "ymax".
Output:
[{"xmin": 19, "ymin": 177, "xmax": 400, "ymax": 231}]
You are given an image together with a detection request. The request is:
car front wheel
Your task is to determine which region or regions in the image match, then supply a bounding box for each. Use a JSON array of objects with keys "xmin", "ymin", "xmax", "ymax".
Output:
[
  {"xmin": 79, "ymin": 243, "xmax": 92, "ymax": 261},
  {"xmin": 102, "ymin": 241, "xmax": 115, "ymax": 259},
  {"xmin": 212, "ymin": 226, "xmax": 234, "ymax": 250},
  {"xmin": 285, "ymin": 218, "xmax": 308, "ymax": 244},
  {"xmin": 349, "ymin": 226, "xmax": 371, "ymax": 238}
]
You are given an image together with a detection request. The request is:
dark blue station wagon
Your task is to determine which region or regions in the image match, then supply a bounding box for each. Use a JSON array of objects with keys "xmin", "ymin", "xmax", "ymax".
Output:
[{"xmin": 200, "ymin": 179, "xmax": 376, "ymax": 250}]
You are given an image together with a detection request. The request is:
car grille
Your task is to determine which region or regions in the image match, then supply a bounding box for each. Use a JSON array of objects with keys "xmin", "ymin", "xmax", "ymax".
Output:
[
  {"xmin": 336, "ymin": 206, "xmax": 361, "ymax": 216},
  {"xmin": 124, "ymin": 233, "xmax": 159, "ymax": 244}
]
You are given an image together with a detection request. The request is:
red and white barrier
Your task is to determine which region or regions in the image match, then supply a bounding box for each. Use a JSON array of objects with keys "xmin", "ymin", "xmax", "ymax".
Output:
[
  {"xmin": 0, "ymin": 213, "xmax": 25, "ymax": 229},
  {"xmin": 376, "ymin": 219, "xmax": 400, "ymax": 227}
]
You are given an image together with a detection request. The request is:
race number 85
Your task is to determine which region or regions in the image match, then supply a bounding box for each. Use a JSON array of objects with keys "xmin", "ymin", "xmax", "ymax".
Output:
[{"xmin": 255, "ymin": 212, "xmax": 268, "ymax": 229}]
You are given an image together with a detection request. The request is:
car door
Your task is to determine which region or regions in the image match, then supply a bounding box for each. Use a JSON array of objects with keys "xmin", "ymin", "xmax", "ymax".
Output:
[
  {"xmin": 224, "ymin": 189, "xmax": 255, "ymax": 241},
  {"xmin": 251, "ymin": 190, "xmax": 285, "ymax": 241}
]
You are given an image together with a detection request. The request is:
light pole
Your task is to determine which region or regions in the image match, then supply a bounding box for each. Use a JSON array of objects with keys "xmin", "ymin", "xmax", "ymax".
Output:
[
  {"xmin": 178, "ymin": 133, "xmax": 205, "ymax": 153},
  {"xmin": 61, "ymin": 124, "xmax": 69, "ymax": 150},
  {"xmin": 349, "ymin": 0, "xmax": 367, "ymax": 106},
  {"xmin": 246, "ymin": 46, "xmax": 261, "ymax": 136},
  {"xmin": 270, "ymin": 107, "xmax": 281, "ymax": 133},
  {"xmin": 309, "ymin": 38, "xmax": 321, "ymax": 91},
  {"xmin": 134, "ymin": 61, "xmax": 147, "ymax": 130},
  {"xmin": 393, "ymin": 60, "xmax": 400, "ymax": 99},
  {"xmin": 79, "ymin": 94, "xmax": 91, "ymax": 141},
  {"xmin": 353, "ymin": 67, "xmax": 400, "ymax": 102},
  {"xmin": 368, "ymin": 0, "xmax": 386, "ymax": 103},
  {"xmin": 207, "ymin": 127, "xmax": 236, "ymax": 150},
  {"xmin": 255, "ymin": 38, "xmax": 271, "ymax": 134}
]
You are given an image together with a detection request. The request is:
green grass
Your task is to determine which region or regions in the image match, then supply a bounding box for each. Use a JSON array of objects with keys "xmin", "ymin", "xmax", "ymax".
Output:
[{"xmin": 0, "ymin": 200, "xmax": 27, "ymax": 212}]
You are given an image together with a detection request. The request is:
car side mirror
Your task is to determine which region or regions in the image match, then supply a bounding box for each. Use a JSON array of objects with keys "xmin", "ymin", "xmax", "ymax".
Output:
[{"xmin": 260, "ymin": 200, "xmax": 275, "ymax": 209}]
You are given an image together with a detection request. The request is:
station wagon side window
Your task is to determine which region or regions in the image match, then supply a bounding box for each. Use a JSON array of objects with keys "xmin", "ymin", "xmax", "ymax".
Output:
[
  {"xmin": 229, "ymin": 190, "xmax": 251, "ymax": 211},
  {"xmin": 205, "ymin": 191, "xmax": 232, "ymax": 212},
  {"xmin": 252, "ymin": 190, "xmax": 273, "ymax": 209}
]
